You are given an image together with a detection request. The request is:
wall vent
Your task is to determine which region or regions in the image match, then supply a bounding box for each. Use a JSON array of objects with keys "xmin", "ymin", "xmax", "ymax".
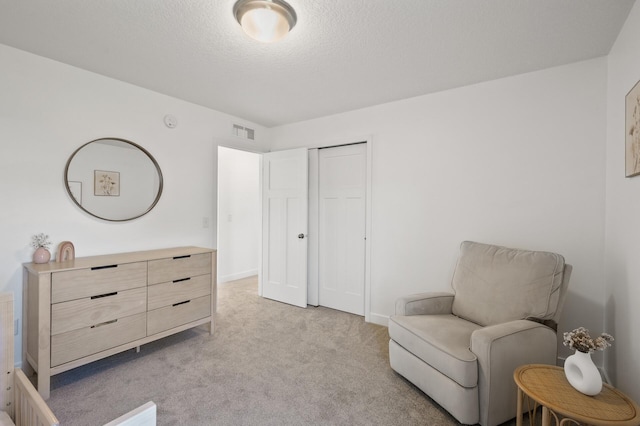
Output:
[{"xmin": 233, "ymin": 124, "xmax": 255, "ymax": 141}]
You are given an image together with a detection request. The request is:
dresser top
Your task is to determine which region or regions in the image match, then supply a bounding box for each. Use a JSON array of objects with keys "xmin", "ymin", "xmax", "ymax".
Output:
[{"xmin": 24, "ymin": 246, "xmax": 215, "ymax": 274}]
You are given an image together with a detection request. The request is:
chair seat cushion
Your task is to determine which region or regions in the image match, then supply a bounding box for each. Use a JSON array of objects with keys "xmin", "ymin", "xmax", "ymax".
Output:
[{"xmin": 388, "ymin": 314, "xmax": 481, "ymax": 387}]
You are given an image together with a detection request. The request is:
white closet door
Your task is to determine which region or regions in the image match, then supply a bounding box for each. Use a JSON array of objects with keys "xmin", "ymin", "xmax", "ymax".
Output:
[
  {"xmin": 319, "ymin": 143, "xmax": 366, "ymax": 315},
  {"xmin": 261, "ymin": 148, "xmax": 308, "ymax": 308}
]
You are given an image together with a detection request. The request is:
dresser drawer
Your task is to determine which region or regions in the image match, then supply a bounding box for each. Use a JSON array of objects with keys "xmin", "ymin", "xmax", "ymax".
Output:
[
  {"xmin": 51, "ymin": 312, "xmax": 146, "ymax": 367},
  {"xmin": 147, "ymin": 295, "xmax": 211, "ymax": 336},
  {"xmin": 52, "ymin": 262, "xmax": 147, "ymax": 303},
  {"xmin": 148, "ymin": 253, "xmax": 211, "ymax": 285},
  {"xmin": 147, "ymin": 274, "xmax": 211, "ymax": 311},
  {"xmin": 51, "ymin": 287, "xmax": 147, "ymax": 335}
]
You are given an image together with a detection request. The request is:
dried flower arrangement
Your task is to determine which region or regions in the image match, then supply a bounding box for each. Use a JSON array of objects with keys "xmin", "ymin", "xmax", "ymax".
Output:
[
  {"xmin": 563, "ymin": 327, "xmax": 614, "ymax": 353},
  {"xmin": 31, "ymin": 233, "xmax": 52, "ymax": 250}
]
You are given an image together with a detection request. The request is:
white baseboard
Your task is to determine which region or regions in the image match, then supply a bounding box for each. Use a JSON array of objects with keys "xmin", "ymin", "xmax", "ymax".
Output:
[
  {"xmin": 218, "ymin": 269, "xmax": 258, "ymax": 284},
  {"xmin": 368, "ymin": 312, "xmax": 389, "ymax": 327}
]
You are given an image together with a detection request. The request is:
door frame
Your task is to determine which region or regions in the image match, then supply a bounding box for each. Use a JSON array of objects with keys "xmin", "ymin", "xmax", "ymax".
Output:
[
  {"xmin": 218, "ymin": 136, "xmax": 373, "ymax": 322},
  {"xmin": 307, "ymin": 136, "xmax": 373, "ymax": 322}
]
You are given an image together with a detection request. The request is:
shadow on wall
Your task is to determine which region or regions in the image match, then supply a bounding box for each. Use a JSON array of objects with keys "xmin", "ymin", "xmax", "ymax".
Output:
[
  {"xmin": 603, "ymin": 253, "xmax": 628, "ymax": 390},
  {"xmin": 605, "ymin": 294, "xmax": 616, "ymax": 386},
  {"xmin": 558, "ymin": 290, "xmax": 606, "ymax": 365}
]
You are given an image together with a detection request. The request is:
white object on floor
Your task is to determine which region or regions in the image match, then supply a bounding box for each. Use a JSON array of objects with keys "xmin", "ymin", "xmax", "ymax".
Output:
[{"xmin": 103, "ymin": 401, "xmax": 157, "ymax": 426}]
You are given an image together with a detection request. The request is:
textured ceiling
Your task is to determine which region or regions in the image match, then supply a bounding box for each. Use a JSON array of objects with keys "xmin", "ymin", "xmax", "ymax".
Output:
[{"xmin": 0, "ymin": 0, "xmax": 635, "ymax": 127}]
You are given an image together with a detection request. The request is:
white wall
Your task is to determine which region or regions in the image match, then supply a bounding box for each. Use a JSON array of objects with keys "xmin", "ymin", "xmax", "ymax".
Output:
[
  {"xmin": 0, "ymin": 44, "xmax": 268, "ymax": 364},
  {"xmin": 605, "ymin": 2, "xmax": 640, "ymax": 402},
  {"xmin": 268, "ymin": 58, "xmax": 608, "ymax": 362},
  {"xmin": 217, "ymin": 147, "xmax": 260, "ymax": 283},
  {"xmin": 4, "ymin": 32, "xmax": 635, "ymax": 399}
]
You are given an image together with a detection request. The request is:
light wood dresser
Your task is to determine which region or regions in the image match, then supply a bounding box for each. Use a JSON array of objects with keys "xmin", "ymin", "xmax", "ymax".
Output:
[{"xmin": 22, "ymin": 246, "xmax": 216, "ymax": 400}]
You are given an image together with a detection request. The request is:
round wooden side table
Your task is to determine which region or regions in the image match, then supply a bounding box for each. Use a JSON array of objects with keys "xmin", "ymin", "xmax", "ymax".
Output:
[{"xmin": 514, "ymin": 364, "xmax": 640, "ymax": 426}]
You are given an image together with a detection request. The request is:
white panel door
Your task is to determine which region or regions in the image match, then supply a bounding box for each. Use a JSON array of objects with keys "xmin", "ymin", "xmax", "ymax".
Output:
[
  {"xmin": 262, "ymin": 148, "xmax": 308, "ymax": 308},
  {"xmin": 319, "ymin": 144, "xmax": 366, "ymax": 315}
]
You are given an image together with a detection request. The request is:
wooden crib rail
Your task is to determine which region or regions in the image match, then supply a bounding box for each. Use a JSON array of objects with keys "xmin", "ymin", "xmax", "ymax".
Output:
[{"xmin": 13, "ymin": 369, "xmax": 58, "ymax": 426}]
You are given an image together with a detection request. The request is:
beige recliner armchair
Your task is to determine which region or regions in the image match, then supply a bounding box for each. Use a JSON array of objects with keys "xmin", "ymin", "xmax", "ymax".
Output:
[{"xmin": 388, "ymin": 241, "xmax": 571, "ymax": 426}]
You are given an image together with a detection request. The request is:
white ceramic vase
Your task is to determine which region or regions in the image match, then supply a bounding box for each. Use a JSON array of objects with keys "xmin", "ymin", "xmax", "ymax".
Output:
[{"xmin": 564, "ymin": 350, "xmax": 602, "ymax": 395}]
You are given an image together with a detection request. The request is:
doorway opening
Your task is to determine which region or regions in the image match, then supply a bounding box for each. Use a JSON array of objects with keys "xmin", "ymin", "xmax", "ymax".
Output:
[{"xmin": 216, "ymin": 146, "xmax": 261, "ymax": 284}]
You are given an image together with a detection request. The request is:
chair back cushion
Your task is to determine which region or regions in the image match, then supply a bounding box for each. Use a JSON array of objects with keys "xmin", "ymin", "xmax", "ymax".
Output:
[{"xmin": 451, "ymin": 241, "xmax": 566, "ymax": 326}]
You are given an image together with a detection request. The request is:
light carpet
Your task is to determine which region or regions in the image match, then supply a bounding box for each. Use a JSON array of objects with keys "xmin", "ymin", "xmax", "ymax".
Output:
[{"xmin": 45, "ymin": 276, "xmax": 458, "ymax": 425}]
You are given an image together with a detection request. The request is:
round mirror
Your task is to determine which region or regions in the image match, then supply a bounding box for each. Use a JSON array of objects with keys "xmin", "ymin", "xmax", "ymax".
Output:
[{"xmin": 64, "ymin": 138, "xmax": 163, "ymax": 221}]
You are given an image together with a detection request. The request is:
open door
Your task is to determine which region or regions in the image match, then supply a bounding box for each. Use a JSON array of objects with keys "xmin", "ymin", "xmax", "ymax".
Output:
[{"xmin": 261, "ymin": 148, "xmax": 308, "ymax": 308}]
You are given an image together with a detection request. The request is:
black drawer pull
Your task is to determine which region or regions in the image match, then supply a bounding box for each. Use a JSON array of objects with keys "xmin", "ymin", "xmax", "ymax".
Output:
[
  {"xmin": 172, "ymin": 300, "xmax": 191, "ymax": 307},
  {"xmin": 173, "ymin": 277, "xmax": 191, "ymax": 283},
  {"xmin": 91, "ymin": 292, "xmax": 118, "ymax": 299},
  {"xmin": 173, "ymin": 255, "xmax": 191, "ymax": 260},
  {"xmin": 91, "ymin": 319, "xmax": 117, "ymax": 328},
  {"xmin": 91, "ymin": 264, "xmax": 118, "ymax": 270}
]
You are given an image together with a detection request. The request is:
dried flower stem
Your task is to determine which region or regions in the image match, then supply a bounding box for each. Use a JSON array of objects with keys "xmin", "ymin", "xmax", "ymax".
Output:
[
  {"xmin": 31, "ymin": 233, "xmax": 52, "ymax": 250},
  {"xmin": 563, "ymin": 327, "xmax": 613, "ymax": 353}
]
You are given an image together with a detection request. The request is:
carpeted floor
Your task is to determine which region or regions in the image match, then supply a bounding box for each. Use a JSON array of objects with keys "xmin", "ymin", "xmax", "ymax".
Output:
[{"xmin": 45, "ymin": 276, "xmax": 460, "ymax": 425}]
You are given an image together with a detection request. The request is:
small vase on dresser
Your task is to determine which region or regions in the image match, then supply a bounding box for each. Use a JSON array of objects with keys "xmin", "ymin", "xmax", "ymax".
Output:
[
  {"xmin": 564, "ymin": 349, "xmax": 602, "ymax": 395},
  {"xmin": 32, "ymin": 247, "xmax": 51, "ymax": 264},
  {"xmin": 31, "ymin": 233, "xmax": 52, "ymax": 264}
]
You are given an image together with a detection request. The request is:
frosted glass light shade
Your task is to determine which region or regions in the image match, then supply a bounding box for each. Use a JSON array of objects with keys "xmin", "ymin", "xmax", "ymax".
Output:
[{"xmin": 234, "ymin": 0, "xmax": 297, "ymax": 43}]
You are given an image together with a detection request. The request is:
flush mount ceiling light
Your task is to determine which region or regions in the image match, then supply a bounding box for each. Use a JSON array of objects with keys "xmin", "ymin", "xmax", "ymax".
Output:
[{"xmin": 233, "ymin": 0, "xmax": 297, "ymax": 43}]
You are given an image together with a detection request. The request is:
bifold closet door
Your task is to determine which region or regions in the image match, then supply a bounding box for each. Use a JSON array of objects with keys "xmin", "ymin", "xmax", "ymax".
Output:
[{"xmin": 318, "ymin": 143, "xmax": 366, "ymax": 315}]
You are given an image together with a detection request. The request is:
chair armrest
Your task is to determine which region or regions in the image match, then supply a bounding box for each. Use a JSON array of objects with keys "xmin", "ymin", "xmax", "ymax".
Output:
[
  {"xmin": 395, "ymin": 292, "xmax": 454, "ymax": 316},
  {"xmin": 470, "ymin": 320, "xmax": 557, "ymax": 426}
]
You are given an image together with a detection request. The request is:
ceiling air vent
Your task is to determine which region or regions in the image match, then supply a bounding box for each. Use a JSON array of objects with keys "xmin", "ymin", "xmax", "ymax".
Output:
[{"xmin": 233, "ymin": 124, "xmax": 255, "ymax": 141}]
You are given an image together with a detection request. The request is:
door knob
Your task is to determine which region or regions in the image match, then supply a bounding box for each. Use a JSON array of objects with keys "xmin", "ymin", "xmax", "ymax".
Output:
[{"xmin": 298, "ymin": 233, "xmax": 305, "ymax": 239}]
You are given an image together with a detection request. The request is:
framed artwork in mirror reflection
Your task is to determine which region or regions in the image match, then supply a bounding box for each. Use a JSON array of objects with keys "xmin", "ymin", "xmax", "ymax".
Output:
[{"xmin": 94, "ymin": 170, "xmax": 120, "ymax": 196}]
